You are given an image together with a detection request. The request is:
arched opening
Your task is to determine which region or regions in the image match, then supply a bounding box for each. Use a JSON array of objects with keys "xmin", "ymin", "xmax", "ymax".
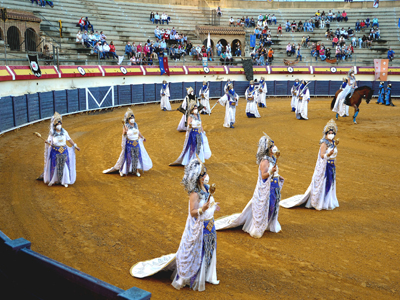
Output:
[
  {"xmin": 25, "ymin": 28, "xmax": 38, "ymax": 52},
  {"xmin": 202, "ymin": 38, "xmax": 214, "ymax": 55},
  {"xmin": 0, "ymin": 27, "xmax": 3, "ymax": 41},
  {"xmin": 7, "ymin": 26, "xmax": 21, "ymax": 51},
  {"xmin": 231, "ymin": 39, "xmax": 242, "ymax": 57},
  {"xmin": 217, "ymin": 39, "xmax": 228, "ymax": 51}
]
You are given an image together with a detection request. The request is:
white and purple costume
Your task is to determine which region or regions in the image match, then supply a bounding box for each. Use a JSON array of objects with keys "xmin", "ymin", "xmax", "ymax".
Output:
[
  {"xmin": 256, "ymin": 79, "xmax": 268, "ymax": 107},
  {"xmin": 332, "ymin": 80, "xmax": 350, "ymax": 117},
  {"xmin": 217, "ymin": 85, "xmax": 238, "ymax": 128},
  {"xmin": 245, "ymin": 83, "xmax": 260, "ymax": 118},
  {"xmin": 160, "ymin": 83, "xmax": 171, "ymax": 111},
  {"xmin": 291, "ymin": 80, "xmax": 300, "ymax": 112},
  {"xmin": 199, "ymin": 83, "xmax": 210, "ymax": 114},
  {"xmin": 296, "ymin": 82, "xmax": 310, "ymax": 120}
]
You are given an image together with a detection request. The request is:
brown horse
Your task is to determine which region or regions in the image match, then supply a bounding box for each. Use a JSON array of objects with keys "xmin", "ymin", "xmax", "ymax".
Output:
[{"xmin": 330, "ymin": 86, "xmax": 373, "ymax": 124}]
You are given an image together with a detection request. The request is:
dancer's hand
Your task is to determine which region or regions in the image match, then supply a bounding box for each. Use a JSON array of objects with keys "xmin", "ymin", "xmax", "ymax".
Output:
[
  {"xmin": 215, "ymin": 203, "xmax": 221, "ymax": 212},
  {"xmin": 327, "ymin": 149, "xmax": 334, "ymax": 157},
  {"xmin": 270, "ymin": 166, "xmax": 277, "ymax": 175},
  {"xmin": 202, "ymin": 198, "xmax": 210, "ymax": 211}
]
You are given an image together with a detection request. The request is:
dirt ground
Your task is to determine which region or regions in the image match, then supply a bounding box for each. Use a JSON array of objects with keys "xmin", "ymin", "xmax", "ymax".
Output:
[{"xmin": 0, "ymin": 97, "xmax": 399, "ymax": 300}]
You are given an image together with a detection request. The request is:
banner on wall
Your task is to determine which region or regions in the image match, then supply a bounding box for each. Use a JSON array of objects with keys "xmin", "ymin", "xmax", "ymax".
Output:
[
  {"xmin": 374, "ymin": 59, "xmax": 389, "ymax": 81},
  {"xmin": 158, "ymin": 55, "xmax": 170, "ymax": 76},
  {"xmin": 27, "ymin": 54, "xmax": 42, "ymax": 78},
  {"xmin": 250, "ymin": 34, "xmax": 256, "ymax": 48}
]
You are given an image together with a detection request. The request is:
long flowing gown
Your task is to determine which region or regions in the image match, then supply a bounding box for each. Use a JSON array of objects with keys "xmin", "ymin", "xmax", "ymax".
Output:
[
  {"xmin": 160, "ymin": 85, "xmax": 171, "ymax": 111},
  {"xmin": 296, "ymin": 88, "xmax": 310, "ymax": 120},
  {"xmin": 291, "ymin": 84, "xmax": 300, "ymax": 111},
  {"xmin": 103, "ymin": 125, "xmax": 152, "ymax": 175},
  {"xmin": 218, "ymin": 93, "xmax": 238, "ymax": 127},
  {"xmin": 170, "ymin": 114, "xmax": 211, "ymax": 166},
  {"xmin": 215, "ymin": 158, "xmax": 284, "ymax": 238},
  {"xmin": 199, "ymin": 87, "xmax": 211, "ymax": 114},
  {"xmin": 332, "ymin": 84, "xmax": 350, "ymax": 117},
  {"xmin": 280, "ymin": 139, "xmax": 339, "ymax": 210},
  {"xmin": 42, "ymin": 129, "xmax": 77, "ymax": 186},
  {"xmin": 245, "ymin": 87, "xmax": 261, "ymax": 118},
  {"xmin": 130, "ymin": 186, "xmax": 219, "ymax": 291},
  {"xmin": 256, "ymin": 82, "xmax": 268, "ymax": 107}
]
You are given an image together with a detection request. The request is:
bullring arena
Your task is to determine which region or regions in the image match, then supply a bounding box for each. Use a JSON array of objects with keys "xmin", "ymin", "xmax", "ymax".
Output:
[{"xmin": 1, "ymin": 0, "xmax": 400, "ymax": 299}]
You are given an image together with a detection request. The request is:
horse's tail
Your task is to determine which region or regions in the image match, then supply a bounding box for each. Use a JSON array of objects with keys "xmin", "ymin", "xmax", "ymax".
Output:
[{"xmin": 331, "ymin": 96, "xmax": 337, "ymax": 109}]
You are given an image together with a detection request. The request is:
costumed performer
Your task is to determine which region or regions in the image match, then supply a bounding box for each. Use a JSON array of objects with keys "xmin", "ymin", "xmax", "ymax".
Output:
[
  {"xmin": 291, "ymin": 79, "xmax": 300, "ymax": 112},
  {"xmin": 224, "ymin": 79, "xmax": 232, "ymax": 94},
  {"xmin": 376, "ymin": 82, "xmax": 385, "ymax": 104},
  {"xmin": 170, "ymin": 102, "xmax": 211, "ymax": 166},
  {"xmin": 130, "ymin": 158, "xmax": 220, "ymax": 291},
  {"xmin": 216, "ymin": 83, "xmax": 239, "ymax": 128},
  {"xmin": 385, "ymin": 83, "xmax": 395, "ymax": 106},
  {"xmin": 256, "ymin": 77, "xmax": 268, "ymax": 108},
  {"xmin": 160, "ymin": 80, "xmax": 171, "ymax": 111},
  {"xmin": 103, "ymin": 108, "xmax": 152, "ymax": 177},
  {"xmin": 215, "ymin": 134, "xmax": 284, "ymax": 238},
  {"xmin": 332, "ymin": 77, "xmax": 350, "ymax": 119},
  {"xmin": 280, "ymin": 119, "xmax": 339, "ymax": 210},
  {"xmin": 295, "ymin": 80, "xmax": 310, "ymax": 120},
  {"xmin": 199, "ymin": 81, "xmax": 211, "ymax": 114},
  {"xmin": 177, "ymin": 87, "xmax": 204, "ymax": 132},
  {"xmin": 245, "ymin": 80, "xmax": 261, "ymax": 118},
  {"xmin": 38, "ymin": 112, "xmax": 80, "ymax": 187}
]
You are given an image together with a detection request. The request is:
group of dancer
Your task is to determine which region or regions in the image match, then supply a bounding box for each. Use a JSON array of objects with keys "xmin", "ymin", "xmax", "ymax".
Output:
[
  {"xmin": 130, "ymin": 119, "xmax": 340, "ymax": 291},
  {"xmin": 290, "ymin": 79, "xmax": 311, "ymax": 120},
  {"xmin": 377, "ymin": 82, "xmax": 395, "ymax": 106}
]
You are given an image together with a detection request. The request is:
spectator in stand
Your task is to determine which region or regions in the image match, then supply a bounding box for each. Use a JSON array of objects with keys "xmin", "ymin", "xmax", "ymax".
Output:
[
  {"xmin": 82, "ymin": 30, "xmax": 89, "ymax": 48},
  {"xmin": 360, "ymin": 20, "xmax": 366, "ymax": 30},
  {"xmin": 388, "ymin": 47, "xmax": 395, "ymax": 61},
  {"xmin": 31, "ymin": 0, "xmax": 40, "ymax": 5},
  {"xmin": 216, "ymin": 41, "xmax": 222, "ymax": 56},
  {"xmin": 229, "ymin": 17, "xmax": 235, "ymax": 26},
  {"xmin": 102, "ymin": 42, "xmax": 110, "ymax": 59},
  {"xmin": 154, "ymin": 12, "xmax": 160, "ymax": 24},
  {"xmin": 277, "ymin": 24, "xmax": 282, "ymax": 37},
  {"xmin": 366, "ymin": 36, "xmax": 373, "ymax": 49},
  {"xmin": 76, "ymin": 31, "xmax": 83, "ymax": 46},
  {"xmin": 337, "ymin": 11, "xmax": 342, "ymax": 22},
  {"xmin": 93, "ymin": 42, "xmax": 100, "ymax": 56},
  {"xmin": 298, "ymin": 20, "xmax": 303, "ymax": 32},
  {"xmin": 348, "ymin": 27, "xmax": 354, "ymax": 37},
  {"xmin": 306, "ymin": 21, "xmax": 313, "ymax": 32},
  {"xmin": 352, "ymin": 36, "xmax": 357, "ymax": 46},
  {"xmin": 131, "ymin": 42, "xmax": 137, "ymax": 57},
  {"xmin": 372, "ymin": 17, "xmax": 379, "ymax": 27},
  {"xmin": 216, "ymin": 6, "xmax": 222, "ymax": 17},
  {"xmin": 170, "ymin": 45, "xmax": 177, "ymax": 60},
  {"xmin": 335, "ymin": 45, "xmax": 341, "ymax": 61},
  {"xmin": 328, "ymin": 10, "xmax": 333, "ymax": 21},
  {"xmin": 236, "ymin": 18, "xmax": 242, "ymax": 27},
  {"xmin": 235, "ymin": 41, "xmax": 241, "ymax": 56},
  {"xmin": 161, "ymin": 12, "xmax": 168, "ymax": 25},
  {"xmin": 262, "ymin": 27, "xmax": 268, "ymax": 38},
  {"xmin": 290, "ymin": 43, "xmax": 296, "ymax": 56},
  {"xmin": 186, "ymin": 41, "xmax": 193, "ymax": 55},
  {"xmin": 42, "ymin": 0, "xmax": 54, "ymax": 8},
  {"xmin": 342, "ymin": 11, "xmax": 348, "ymax": 22},
  {"xmin": 375, "ymin": 28, "xmax": 381, "ymax": 40},
  {"xmin": 226, "ymin": 49, "xmax": 233, "ymax": 65},
  {"xmin": 85, "ymin": 17, "xmax": 94, "ymax": 33},
  {"xmin": 150, "ymin": 12, "xmax": 155, "ymax": 24},
  {"xmin": 78, "ymin": 17, "xmax": 86, "ymax": 32},
  {"xmin": 362, "ymin": 35, "xmax": 368, "ymax": 48},
  {"xmin": 297, "ymin": 44, "xmax": 302, "ymax": 61},
  {"xmin": 154, "ymin": 26, "xmax": 162, "ymax": 40},
  {"xmin": 355, "ymin": 20, "xmax": 361, "ymax": 32},
  {"xmin": 109, "ymin": 41, "xmax": 117, "ymax": 59},
  {"xmin": 130, "ymin": 56, "xmax": 136, "ymax": 65},
  {"xmin": 88, "ymin": 31, "xmax": 96, "ymax": 47},
  {"xmin": 271, "ymin": 14, "xmax": 277, "ymax": 25},
  {"xmin": 268, "ymin": 48, "xmax": 274, "ymax": 63},
  {"xmin": 94, "ymin": 31, "xmax": 100, "ymax": 41},
  {"xmin": 245, "ymin": 16, "xmax": 250, "ymax": 28},
  {"xmin": 100, "ymin": 31, "xmax": 107, "ymax": 42},
  {"xmin": 250, "ymin": 18, "xmax": 256, "ymax": 27},
  {"xmin": 325, "ymin": 18, "xmax": 330, "ymax": 30},
  {"xmin": 97, "ymin": 42, "xmax": 104, "ymax": 59},
  {"xmin": 137, "ymin": 42, "xmax": 143, "ymax": 58},
  {"xmin": 207, "ymin": 46, "xmax": 213, "ymax": 61},
  {"xmin": 365, "ymin": 18, "xmax": 370, "ymax": 28},
  {"xmin": 143, "ymin": 43, "xmax": 150, "ymax": 58},
  {"xmin": 254, "ymin": 27, "xmax": 261, "ymax": 39},
  {"xmin": 332, "ymin": 36, "xmax": 338, "ymax": 48},
  {"xmin": 291, "ymin": 20, "xmax": 297, "ymax": 32},
  {"xmin": 326, "ymin": 48, "xmax": 331, "ymax": 59},
  {"xmin": 319, "ymin": 48, "xmax": 326, "ymax": 61},
  {"xmin": 285, "ymin": 20, "xmax": 291, "ymax": 32},
  {"xmin": 332, "ymin": 12, "xmax": 337, "ymax": 22},
  {"xmin": 219, "ymin": 51, "xmax": 227, "ymax": 65}
]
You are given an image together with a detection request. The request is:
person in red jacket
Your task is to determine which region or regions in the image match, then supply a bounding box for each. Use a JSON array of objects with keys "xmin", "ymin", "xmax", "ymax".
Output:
[
  {"xmin": 78, "ymin": 17, "xmax": 86, "ymax": 32},
  {"xmin": 136, "ymin": 43, "xmax": 143, "ymax": 59},
  {"xmin": 109, "ymin": 41, "xmax": 118, "ymax": 59},
  {"xmin": 143, "ymin": 43, "xmax": 150, "ymax": 58},
  {"xmin": 277, "ymin": 24, "xmax": 282, "ymax": 36}
]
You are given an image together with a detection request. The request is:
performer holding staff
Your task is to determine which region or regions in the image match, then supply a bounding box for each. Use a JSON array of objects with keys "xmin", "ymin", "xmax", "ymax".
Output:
[
  {"xmin": 245, "ymin": 80, "xmax": 261, "ymax": 118},
  {"xmin": 170, "ymin": 102, "xmax": 211, "ymax": 166},
  {"xmin": 177, "ymin": 87, "xmax": 204, "ymax": 132},
  {"xmin": 213, "ymin": 83, "xmax": 239, "ymax": 128},
  {"xmin": 160, "ymin": 80, "xmax": 171, "ymax": 111},
  {"xmin": 199, "ymin": 81, "xmax": 211, "ymax": 114},
  {"xmin": 130, "ymin": 158, "xmax": 220, "ymax": 291},
  {"xmin": 103, "ymin": 108, "xmax": 152, "ymax": 177},
  {"xmin": 35, "ymin": 112, "xmax": 80, "ymax": 187},
  {"xmin": 280, "ymin": 119, "xmax": 339, "ymax": 210},
  {"xmin": 291, "ymin": 79, "xmax": 300, "ymax": 112},
  {"xmin": 295, "ymin": 80, "xmax": 310, "ymax": 120},
  {"xmin": 215, "ymin": 133, "xmax": 284, "ymax": 238},
  {"xmin": 256, "ymin": 77, "xmax": 268, "ymax": 108}
]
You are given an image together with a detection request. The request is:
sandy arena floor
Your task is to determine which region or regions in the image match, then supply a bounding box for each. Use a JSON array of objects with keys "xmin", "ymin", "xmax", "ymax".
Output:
[{"xmin": 0, "ymin": 97, "xmax": 399, "ymax": 299}]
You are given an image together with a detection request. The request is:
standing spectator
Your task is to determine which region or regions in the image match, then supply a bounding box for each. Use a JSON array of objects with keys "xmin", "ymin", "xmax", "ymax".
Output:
[
  {"xmin": 388, "ymin": 47, "xmax": 395, "ymax": 61},
  {"xmin": 109, "ymin": 41, "xmax": 118, "ymax": 59},
  {"xmin": 277, "ymin": 24, "xmax": 282, "ymax": 36},
  {"xmin": 207, "ymin": 46, "xmax": 213, "ymax": 61},
  {"xmin": 235, "ymin": 41, "xmax": 241, "ymax": 57},
  {"xmin": 85, "ymin": 17, "xmax": 94, "ymax": 33},
  {"xmin": 150, "ymin": 12, "xmax": 155, "ymax": 24},
  {"xmin": 268, "ymin": 47, "xmax": 274, "ymax": 63},
  {"xmin": 297, "ymin": 44, "xmax": 302, "ymax": 61},
  {"xmin": 78, "ymin": 17, "xmax": 85, "ymax": 32},
  {"xmin": 216, "ymin": 6, "xmax": 222, "ymax": 17}
]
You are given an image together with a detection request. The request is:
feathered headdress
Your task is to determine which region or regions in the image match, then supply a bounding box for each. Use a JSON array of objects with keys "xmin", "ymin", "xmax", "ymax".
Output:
[
  {"xmin": 52, "ymin": 112, "xmax": 62, "ymax": 125},
  {"xmin": 323, "ymin": 119, "xmax": 338, "ymax": 135},
  {"xmin": 181, "ymin": 156, "xmax": 207, "ymax": 194},
  {"xmin": 256, "ymin": 133, "xmax": 274, "ymax": 164}
]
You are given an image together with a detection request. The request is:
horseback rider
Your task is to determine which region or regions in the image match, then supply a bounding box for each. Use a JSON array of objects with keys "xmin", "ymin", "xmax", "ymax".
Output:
[{"xmin": 348, "ymin": 68, "xmax": 357, "ymax": 98}]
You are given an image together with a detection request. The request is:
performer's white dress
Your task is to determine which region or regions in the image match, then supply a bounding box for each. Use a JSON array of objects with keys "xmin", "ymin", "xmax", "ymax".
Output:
[
  {"xmin": 245, "ymin": 87, "xmax": 261, "ymax": 118},
  {"xmin": 103, "ymin": 125, "xmax": 153, "ymax": 175},
  {"xmin": 199, "ymin": 86, "xmax": 211, "ymax": 114},
  {"xmin": 332, "ymin": 84, "xmax": 350, "ymax": 117},
  {"xmin": 43, "ymin": 130, "xmax": 77, "ymax": 186},
  {"xmin": 296, "ymin": 88, "xmax": 310, "ymax": 120},
  {"xmin": 130, "ymin": 188, "xmax": 219, "ymax": 292},
  {"xmin": 177, "ymin": 96, "xmax": 189, "ymax": 132},
  {"xmin": 256, "ymin": 82, "xmax": 268, "ymax": 107},
  {"xmin": 215, "ymin": 158, "xmax": 284, "ymax": 238},
  {"xmin": 291, "ymin": 84, "xmax": 300, "ymax": 110},
  {"xmin": 160, "ymin": 85, "xmax": 171, "ymax": 111},
  {"xmin": 170, "ymin": 115, "xmax": 211, "ymax": 166},
  {"xmin": 280, "ymin": 140, "xmax": 339, "ymax": 210},
  {"xmin": 218, "ymin": 92, "xmax": 238, "ymax": 127}
]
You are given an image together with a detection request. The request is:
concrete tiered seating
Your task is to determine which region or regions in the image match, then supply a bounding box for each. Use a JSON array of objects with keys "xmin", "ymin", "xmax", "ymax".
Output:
[{"xmin": 221, "ymin": 7, "xmax": 400, "ymax": 65}]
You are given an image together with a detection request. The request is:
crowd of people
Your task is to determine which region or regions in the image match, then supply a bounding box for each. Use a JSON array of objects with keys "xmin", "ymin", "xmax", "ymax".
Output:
[{"xmin": 30, "ymin": 0, "xmax": 54, "ymax": 8}]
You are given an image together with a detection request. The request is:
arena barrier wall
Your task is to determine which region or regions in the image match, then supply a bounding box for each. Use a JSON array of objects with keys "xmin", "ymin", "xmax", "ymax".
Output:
[
  {"xmin": 0, "ymin": 230, "xmax": 151, "ymax": 300},
  {"xmin": 1, "ymin": 65, "xmax": 399, "ymax": 134}
]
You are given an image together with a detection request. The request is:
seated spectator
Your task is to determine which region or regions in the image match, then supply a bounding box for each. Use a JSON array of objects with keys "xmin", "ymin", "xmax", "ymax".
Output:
[
  {"xmin": 301, "ymin": 36, "xmax": 307, "ymax": 47},
  {"xmin": 337, "ymin": 11, "xmax": 342, "ymax": 22},
  {"xmin": 365, "ymin": 18, "xmax": 370, "ymax": 28},
  {"xmin": 298, "ymin": 20, "xmax": 303, "ymax": 32},
  {"xmin": 290, "ymin": 43, "xmax": 296, "ymax": 56},
  {"xmin": 355, "ymin": 20, "xmax": 361, "ymax": 32},
  {"xmin": 360, "ymin": 20, "xmax": 366, "ymax": 30},
  {"xmin": 366, "ymin": 36, "xmax": 372, "ymax": 49},
  {"xmin": 85, "ymin": 17, "xmax": 94, "ymax": 33},
  {"xmin": 130, "ymin": 56, "xmax": 137, "ymax": 65},
  {"xmin": 262, "ymin": 27, "xmax": 268, "ymax": 38},
  {"xmin": 201, "ymin": 45, "xmax": 207, "ymax": 58},
  {"xmin": 108, "ymin": 41, "xmax": 117, "ymax": 59},
  {"xmin": 306, "ymin": 21, "xmax": 313, "ymax": 32},
  {"xmin": 285, "ymin": 20, "xmax": 291, "ymax": 32},
  {"xmin": 143, "ymin": 43, "xmax": 150, "ymax": 58},
  {"xmin": 236, "ymin": 18, "xmax": 241, "ymax": 27},
  {"xmin": 326, "ymin": 48, "xmax": 331, "ymax": 59},
  {"xmin": 97, "ymin": 42, "xmax": 104, "ymax": 59},
  {"xmin": 41, "ymin": 0, "xmax": 54, "ymax": 8},
  {"xmin": 195, "ymin": 44, "xmax": 202, "ymax": 60},
  {"xmin": 267, "ymin": 47, "xmax": 274, "ymax": 63},
  {"xmin": 319, "ymin": 48, "xmax": 326, "ymax": 61},
  {"xmin": 154, "ymin": 26, "xmax": 162, "ymax": 40},
  {"xmin": 150, "ymin": 11, "xmax": 155, "ymax": 24},
  {"xmin": 125, "ymin": 42, "xmax": 133, "ymax": 58},
  {"xmin": 31, "ymin": 0, "xmax": 40, "ymax": 5},
  {"xmin": 372, "ymin": 17, "xmax": 379, "ymax": 27},
  {"xmin": 335, "ymin": 46, "xmax": 341, "ymax": 60},
  {"xmin": 186, "ymin": 41, "xmax": 193, "ymax": 55},
  {"xmin": 78, "ymin": 17, "xmax": 85, "ymax": 32},
  {"xmin": 102, "ymin": 42, "xmax": 110, "ymax": 59},
  {"xmin": 154, "ymin": 12, "xmax": 160, "ymax": 24},
  {"xmin": 88, "ymin": 31, "xmax": 96, "ymax": 47},
  {"xmin": 332, "ymin": 36, "xmax": 338, "ymax": 48},
  {"xmin": 161, "ymin": 12, "xmax": 168, "ymax": 25},
  {"xmin": 137, "ymin": 42, "xmax": 143, "ymax": 58},
  {"xmin": 235, "ymin": 41, "xmax": 241, "ymax": 56},
  {"xmin": 325, "ymin": 18, "xmax": 330, "ymax": 30},
  {"xmin": 100, "ymin": 31, "xmax": 107, "ymax": 42},
  {"xmin": 321, "ymin": 18, "xmax": 325, "ymax": 29},
  {"xmin": 219, "ymin": 51, "xmax": 227, "ymax": 65},
  {"xmin": 388, "ymin": 47, "xmax": 395, "ymax": 61},
  {"xmin": 82, "ymin": 30, "xmax": 90, "ymax": 48},
  {"xmin": 94, "ymin": 31, "xmax": 100, "ymax": 41},
  {"xmin": 375, "ymin": 28, "xmax": 381, "ymax": 40},
  {"xmin": 342, "ymin": 11, "xmax": 348, "ymax": 22},
  {"xmin": 271, "ymin": 14, "xmax": 277, "ymax": 25},
  {"xmin": 250, "ymin": 18, "xmax": 256, "ymax": 27},
  {"xmin": 332, "ymin": 12, "xmax": 337, "ymax": 22},
  {"xmin": 93, "ymin": 42, "xmax": 100, "ymax": 56},
  {"xmin": 245, "ymin": 16, "xmax": 250, "ymax": 27},
  {"xmin": 76, "ymin": 31, "xmax": 83, "ymax": 46},
  {"xmin": 277, "ymin": 24, "xmax": 282, "ymax": 36},
  {"xmin": 291, "ymin": 20, "xmax": 297, "ymax": 32},
  {"xmin": 352, "ymin": 36, "xmax": 357, "ymax": 46},
  {"xmin": 348, "ymin": 27, "xmax": 354, "ymax": 37},
  {"xmin": 296, "ymin": 45, "xmax": 302, "ymax": 61},
  {"xmin": 362, "ymin": 35, "xmax": 368, "ymax": 48},
  {"xmin": 226, "ymin": 50, "xmax": 233, "ymax": 65},
  {"xmin": 229, "ymin": 16, "xmax": 235, "ymax": 26},
  {"xmin": 254, "ymin": 27, "xmax": 261, "ymax": 39},
  {"xmin": 328, "ymin": 10, "xmax": 333, "ymax": 21},
  {"xmin": 216, "ymin": 6, "xmax": 222, "ymax": 17},
  {"xmin": 216, "ymin": 41, "xmax": 222, "ymax": 56}
]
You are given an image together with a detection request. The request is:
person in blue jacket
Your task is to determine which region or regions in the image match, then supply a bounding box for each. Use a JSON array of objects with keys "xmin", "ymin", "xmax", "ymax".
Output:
[
  {"xmin": 377, "ymin": 82, "xmax": 385, "ymax": 104},
  {"xmin": 385, "ymin": 84, "xmax": 395, "ymax": 106}
]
